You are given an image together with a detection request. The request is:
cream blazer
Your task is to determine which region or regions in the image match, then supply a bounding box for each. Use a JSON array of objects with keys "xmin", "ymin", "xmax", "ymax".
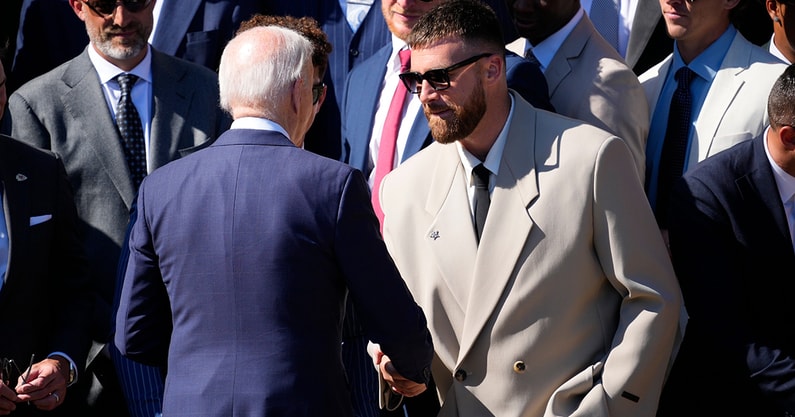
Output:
[{"xmin": 380, "ymin": 93, "xmax": 683, "ymax": 417}]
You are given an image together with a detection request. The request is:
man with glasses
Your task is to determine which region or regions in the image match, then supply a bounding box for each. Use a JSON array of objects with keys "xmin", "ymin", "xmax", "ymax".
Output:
[
  {"xmin": 378, "ymin": 1, "xmax": 684, "ymax": 415},
  {"xmin": 1, "ymin": 0, "xmax": 229, "ymax": 416},
  {"xmin": 340, "ymin": 0, "xmax": 552, "ymax": 415},
  {"xmin": 114, "ymin": 25, "xmax": 433, "ymax": 417}
]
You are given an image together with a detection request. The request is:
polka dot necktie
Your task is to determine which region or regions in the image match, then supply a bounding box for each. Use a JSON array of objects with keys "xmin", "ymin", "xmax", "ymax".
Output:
[
  {"xmin": 115, "ymin": 73, "xmax": 146, "ymax": 189},
  {"xmin": 656, "ymin": 66, "xmax": 695, "ymax": 228}
]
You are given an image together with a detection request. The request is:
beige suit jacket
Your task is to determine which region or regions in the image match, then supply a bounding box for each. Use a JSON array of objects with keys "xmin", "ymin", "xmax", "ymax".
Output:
[
  {"xmin": 507, "ymin": 14, "xmax": 649, "ymax": 183},
  {"xmin": 380, "ymin": 93, "xmax": 683, "ymax": 417},
  {"xmin": 639, "ymin": 30, "xmax": 787, "ymax": 173}
]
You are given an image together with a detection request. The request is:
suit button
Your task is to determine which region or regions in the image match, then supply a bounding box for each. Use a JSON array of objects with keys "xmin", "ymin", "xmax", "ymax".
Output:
[
  {"xmin": 513, "ymin": 361, "xmax": 526, "ymax": 373},
  {"xmin": 349, "ymin": 48, "xmax": 359, "ymax": 57},
  {"xmin": 454, "ymin": 369, "xmax": 467, "ymax": 382}
]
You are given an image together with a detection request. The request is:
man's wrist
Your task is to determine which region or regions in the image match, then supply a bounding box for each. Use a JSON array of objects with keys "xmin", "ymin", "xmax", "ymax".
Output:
[{"xmin": 47, "ymin": 353, "xmax": 77, "ymax": 387}]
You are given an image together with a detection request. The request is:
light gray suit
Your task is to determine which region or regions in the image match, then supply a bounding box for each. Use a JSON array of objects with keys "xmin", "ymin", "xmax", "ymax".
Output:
[
  {"xmin": 639, "ymin": 30, "xmax": 786, "ymax": 174},
  {"xmin": 507, "ymin": 13, "xmax": 649, "ymax": 182},
  {"xmin": 4, "ymin": 47, "xmax": 227, "ymax": 333},
  {"xmin": 380, "ymin": 92, "xmax": 683, "ymax": 417}
]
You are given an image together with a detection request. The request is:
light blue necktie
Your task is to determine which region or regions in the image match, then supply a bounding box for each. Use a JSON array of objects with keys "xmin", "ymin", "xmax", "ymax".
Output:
[{"xmin": 590, "ymin": 0, "xmax": 619, "ymax": 51}]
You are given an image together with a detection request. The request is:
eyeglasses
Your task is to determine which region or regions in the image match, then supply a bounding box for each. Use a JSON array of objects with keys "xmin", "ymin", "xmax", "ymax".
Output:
[
  {"xmin": 1, "ymin": 355, "xmax": 34, "ymax": 387},
  {"xmin": 81, "ymin": 0, "xmax": 153, "ymax": 17},
  {"xmin": 312, "ymin": 82, "xmax": 325, "ymax": 105},
  {"xmin": 399, "ymin": 53, "xmax": 493, "ymax": 94}
]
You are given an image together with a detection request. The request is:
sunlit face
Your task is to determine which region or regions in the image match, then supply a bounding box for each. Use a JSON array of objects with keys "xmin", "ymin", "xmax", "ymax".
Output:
[
  {"xmin": 659, "ymin": 0, "xmax": 733, "ymax": 44},
  {"xmin": 294, "ymin": 60, "xmax": 318, "ymax": 148},
  {"xmin": 71, "ymin": 0, "xmax": 154, "ymax": 69},
  {"xmin": 506, "ymin": 0, "xmax": 580, "ymax": 45},
  {"xmin": 412, "ymin": 40, "xmax": 488, "ymax": 144},
  {"xmin": 381, "ymin": 0, "xmax": 442, "ymax": 40}
]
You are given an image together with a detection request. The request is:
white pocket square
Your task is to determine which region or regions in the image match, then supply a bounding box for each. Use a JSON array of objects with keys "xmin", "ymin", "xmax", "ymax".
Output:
[{"xmin": 30, "ymin": 214, "xmax": 53, "ymax": 226}]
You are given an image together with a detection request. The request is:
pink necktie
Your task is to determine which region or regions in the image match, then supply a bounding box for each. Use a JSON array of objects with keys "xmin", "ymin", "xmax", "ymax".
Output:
[{"xmin": 372, "ymin": 48, "xmax": 411, "ymax": 229}]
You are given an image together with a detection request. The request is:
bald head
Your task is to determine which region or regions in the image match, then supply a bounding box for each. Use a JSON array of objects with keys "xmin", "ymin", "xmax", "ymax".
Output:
[{"xmin": 219, "ymin": 26, "xmax": 313, "ymax": 122}]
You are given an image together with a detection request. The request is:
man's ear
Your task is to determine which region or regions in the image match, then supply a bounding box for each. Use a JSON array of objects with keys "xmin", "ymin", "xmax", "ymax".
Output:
[
  {"xmin": 484, "ymin": 54, "xmax": 503, "ymax": 85},
  {"xmin": 780, "ymin": 124, "xmax": 795, "ymax": 150},
  {"xmin": 291, "ymin": 77, "xmax": 305, "ymax": 114},
  {"xmin": 68, "ymin": 0, "xmax": 88, "ymax": 21}
]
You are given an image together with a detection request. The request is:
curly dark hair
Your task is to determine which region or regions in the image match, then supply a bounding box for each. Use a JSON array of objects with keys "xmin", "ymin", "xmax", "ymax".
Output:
[{"xmin": 238, "ymin": 14, "xmax": 332, "ymax": 77}]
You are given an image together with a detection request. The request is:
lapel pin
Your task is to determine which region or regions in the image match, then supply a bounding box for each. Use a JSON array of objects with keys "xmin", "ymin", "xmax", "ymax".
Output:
[
  {"xmin": 429, "ymin": 230, "xmax": 440, "ymax": 240},
  {"xmin": 15, "ymin": 174, "xmax": 27, "ymax": 182}
]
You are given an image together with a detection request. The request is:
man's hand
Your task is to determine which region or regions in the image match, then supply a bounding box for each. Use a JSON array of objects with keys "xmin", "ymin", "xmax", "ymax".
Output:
[
  {"xmin": 14, "ymin": 356, "xmax": 68, "ymax": 411},
  {"xmin": 376, "ymin": 353, "xmax": 427, "ymax": 397},
  {"xmin": 0, "ymin": 381, "xmax": 19, "ymax": 415}
]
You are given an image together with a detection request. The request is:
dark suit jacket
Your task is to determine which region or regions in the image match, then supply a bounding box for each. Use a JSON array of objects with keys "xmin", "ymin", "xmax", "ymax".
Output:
[
  {"xmin": 150, "ymin": 0, "xmax": 264, "ymax": 71},
  {"xmin": 0, "ymin": 134, "xmax": 92, "ymax": 415},
  {"xmin": 3, "ymin": 46, "xmax": 228, "ymax": 344},
  {"xmin": 115, "ymin": 128, "xmax": 433, "ymax": 417},
  {"xmin": 660, "ymin": 134, "xmax": 795, "ymax": 416},
  {"xmin": 341, "ymin": 45, "xmax": 553, "ymax": 174}
]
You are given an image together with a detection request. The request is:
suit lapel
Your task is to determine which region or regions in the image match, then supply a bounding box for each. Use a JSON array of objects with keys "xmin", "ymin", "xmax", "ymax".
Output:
[
  {"xmin": 62, "ymin": 51, "xmax": 137, "ymax": 207},
  {"xmin": 692, "ymin": 33, "xmax": 747, "ymax": 165},
  {"xmin": 737, "ymin": 137, "xmax": 793, "ymax": 247},
  {"xmin": 149, "ymin": 49, "xmax": 191, "ymax": 170},
  {"xmin": 346, "ymin": 45, "xmax": 391, "ymax": 171},
  {"xmin": 545, "ymin": 17, "xmax": 592, "ymax": 98},
  {"xmin": 457, "ymin": 99, "xmax": 539, "ymax": 364},
  {"xmin": 151, "ymin": 1, "xmax": 200, "ymax": 55},
  {"xmin": 0, "ymin": 141, "xmax": 31, "ymax": 288},
  {"xmin": 640, "ymin": 56, "xmax": 671, "ymax": 115},
  {"xmin": 424, "ymin": 145, "xmax": 479, "ymax": 314}
]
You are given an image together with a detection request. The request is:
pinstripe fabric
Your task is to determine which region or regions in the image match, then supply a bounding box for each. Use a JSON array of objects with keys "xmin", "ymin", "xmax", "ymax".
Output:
[{"xmin": 110, "ymin": 339, "xmax": 164, "ymax": 417}]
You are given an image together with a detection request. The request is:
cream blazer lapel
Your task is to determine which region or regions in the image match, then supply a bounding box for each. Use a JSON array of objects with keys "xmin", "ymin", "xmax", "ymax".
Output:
[
  {"xmin": 457, "ymin": 98, "xmax": 539, "ymax": 365},
  {"xmin": 425, "ymin": 145, "xmax": 479, "ymax": 317}
]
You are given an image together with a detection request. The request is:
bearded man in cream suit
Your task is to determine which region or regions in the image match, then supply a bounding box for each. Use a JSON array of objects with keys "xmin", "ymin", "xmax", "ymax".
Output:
[{"xmin": 379, "ymin": 1, "xmax": 684, "ymax": 416}]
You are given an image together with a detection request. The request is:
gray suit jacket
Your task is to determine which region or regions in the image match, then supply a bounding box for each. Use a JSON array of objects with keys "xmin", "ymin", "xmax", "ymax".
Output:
[
  {"xmin": 380, "ymin": 92, "xmax": 683, "ymax": 417},
  {"xmin": 639, "ymin": 30, "xmax": 787, "ymax": 175},
  {"xmin": 507, "ymin": 14, "xmax": 649, "ymax": 182},
  {"xmin": 3, "ymin": 46, "xmax": 229, "ymax": 342}
]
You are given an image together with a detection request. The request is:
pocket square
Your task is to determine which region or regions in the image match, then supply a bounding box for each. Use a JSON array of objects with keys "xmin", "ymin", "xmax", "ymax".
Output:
[{"xmin": 30, "ymin": 214, "xmax": 53, "ymax": 226}]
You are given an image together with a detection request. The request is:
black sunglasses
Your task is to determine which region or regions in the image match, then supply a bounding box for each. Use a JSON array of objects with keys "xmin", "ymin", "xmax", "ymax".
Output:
[
  {"xmin": 82, "ymin": 0, "xmax": 152, "ymax": 17},
  {"xmin": 312, "ymin": 82, "xmax": 325, "ymax": 105},
  {"xmin": 399, "ymin": 53, "xmax": 493, "ymax": 94}
]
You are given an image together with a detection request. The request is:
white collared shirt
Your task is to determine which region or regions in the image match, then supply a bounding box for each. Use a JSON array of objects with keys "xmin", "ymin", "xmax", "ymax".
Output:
[
  {"xmin": 366, "ymin": 35, "xmax": 423, "ymax": 189},
  {"xmin": 768, "ymin": 35, "xmax": 792, "ymax": 64},
  {"xmin": 457, "ymin": 94, "xmax": 515, "ymax": 219},
  {"xmin": 88, "ymin": 45, "xmax": 154, "ymax": 173},
  {"xmin": 231, "ymin": 117, "xmax": 291, "ymax": 140}
]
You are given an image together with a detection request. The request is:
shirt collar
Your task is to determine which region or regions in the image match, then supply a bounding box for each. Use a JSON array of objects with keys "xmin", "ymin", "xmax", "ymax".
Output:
[
  {"xmin": 230, "ymin": 117, "xmax": 291, "ymax": 140},
  {"xmin": 457, "ymin": 94, "xmax": 515, "ymax": 186},
  {"xmin": 671, "ymin": 25, "xmax": 736, "ymax": 83},
  {"xmin": 88, "ymin": 43, "xmax": 153, "ymax": 85},
  {"xmin": 530, "ymin": 8, "xmax": 585, "ymax": 71},
  {"xmin": 388, "ymin": 35, "xmax": 409, "ymax": 74}
]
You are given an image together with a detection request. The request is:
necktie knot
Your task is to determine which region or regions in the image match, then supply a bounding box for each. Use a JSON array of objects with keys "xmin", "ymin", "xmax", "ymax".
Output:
[
  {"xmin": 116, "ymin": 73, "xmax": 138, "ymax": 96},
  {"xmin": 473, "ymin": 164, "xmax": 490, "ymax": 189},
  {"xmin": 675, "ymin": 66, "xmax": 695, "ymax": 88},
  {"xmin": 398, "ymin": 48, "xmax": 411, "ymax": 73}
]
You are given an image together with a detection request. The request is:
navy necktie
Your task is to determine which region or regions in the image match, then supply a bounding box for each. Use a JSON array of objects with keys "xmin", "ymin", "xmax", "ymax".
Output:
[
  {"xmin": 473, "ymin": 164, "xmax": 491, "ymax": 242},
  {"xmin": 656, "ymin": 66, "xmax": 695, "ymax": 228},
  {"xmin": 116, "ymin": 73, "xmax": 146, "ymax": 189}
]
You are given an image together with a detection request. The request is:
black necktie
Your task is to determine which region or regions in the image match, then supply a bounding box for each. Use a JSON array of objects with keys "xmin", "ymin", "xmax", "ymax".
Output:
[
  {"xmin": 656, "ymin": 66, "xmax": 695, "ymax": 228},
  {"xmin": 116, "ymin": 73, "xmax": 146, "ymax": 189},
  {"xmin": 473, "ymin": 164, "xmax": 491, "ymax": 242}
]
